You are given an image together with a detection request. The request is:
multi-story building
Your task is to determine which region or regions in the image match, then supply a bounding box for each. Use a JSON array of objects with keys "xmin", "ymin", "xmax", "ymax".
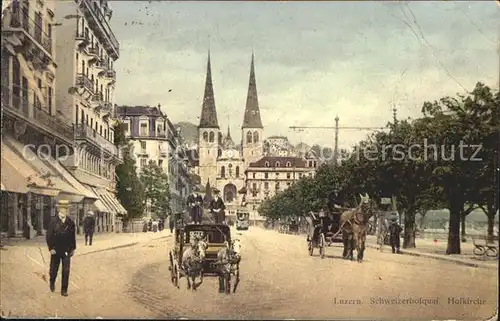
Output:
[
  {"xmin": 245, "ymin": 155, "xmax": 317, "ymax": 220},
  {"xmin": 264, "ymin": 136, "xmax": 296, "ymax": 157},
  {"xmin": 54, "ymin": 0, "xmax": 125, "ymax": 232},
  {"xmin": 188, "ymin": 51, "xmax": 319, "ymax": 222},
  {"xmin": 116, "ymin": 105, "xmax": 193, "ymax": 217},
  {"xmin": 1, "ymin": 0, "xmax": 110, "ymax": 238}
]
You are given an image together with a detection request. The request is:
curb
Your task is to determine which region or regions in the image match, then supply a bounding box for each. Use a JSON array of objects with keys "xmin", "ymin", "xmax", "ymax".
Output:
[
  {"xmin": 365, "ymin": 243, "xmax": 497, "ymax": 269},
  {"xmin": 77, "ymin": 234, "xmax": 170, "ymax": 256}
]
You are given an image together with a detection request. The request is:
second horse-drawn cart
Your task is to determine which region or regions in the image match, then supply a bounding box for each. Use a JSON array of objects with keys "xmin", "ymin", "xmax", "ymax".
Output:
[{"xmin": 306, "ymin": 212, "xmax": 342, "ymax": 258}]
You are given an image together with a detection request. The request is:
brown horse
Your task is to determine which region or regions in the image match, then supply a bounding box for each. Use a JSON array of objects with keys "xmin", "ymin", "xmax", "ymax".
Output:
[{"xmin": 340, "ymin": 193, "xmax": 376, "ymax": 263}]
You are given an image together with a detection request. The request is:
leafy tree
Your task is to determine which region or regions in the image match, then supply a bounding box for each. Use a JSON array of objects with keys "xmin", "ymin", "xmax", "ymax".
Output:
[
  {"xmin": 140, "ymin": 160, "xmax": 171, "ymax": 220},
  {"xmin": 114, "ymin": 122, "xmax": 145, "ymax": 221}
]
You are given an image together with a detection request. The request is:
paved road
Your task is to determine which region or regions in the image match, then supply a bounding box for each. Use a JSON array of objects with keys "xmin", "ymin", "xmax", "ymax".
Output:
[{"xmin": 1, "ymin": 228, "xmax": 497, "ymax": 319}]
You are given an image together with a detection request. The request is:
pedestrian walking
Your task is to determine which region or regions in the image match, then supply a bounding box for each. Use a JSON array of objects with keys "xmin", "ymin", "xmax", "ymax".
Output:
[
  {"xmin": 209, "ymin": 188, "xmax": 226, "ymax": 224},
  {"xmin": 83, "ymin": 211, "xmax": 95, "ymax": 246},
  {"xmin": 45, "ymin": 200, "xmax": 76, "ymax": 296},
  {"xmin": 388, "ymin": 219, "xmax": 402, "ymax": 254},
  {"xmin": 187, "ymin": 187, "xmax": 204, "ymax": 224},
  {"xmin": 169, "ymin": 213, "xmax": 175, "ymax": 233}
]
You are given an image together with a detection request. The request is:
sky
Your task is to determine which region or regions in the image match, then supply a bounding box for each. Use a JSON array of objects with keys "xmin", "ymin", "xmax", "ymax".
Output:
[{"xmin": 110, "ymin": 1, "xmax": 499, "ymax": 150}]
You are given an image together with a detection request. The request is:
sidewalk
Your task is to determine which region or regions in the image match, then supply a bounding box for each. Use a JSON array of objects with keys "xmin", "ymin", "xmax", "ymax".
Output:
[
  {"xmin": 364, "ymin": 235, "xmax": 498, "ymax": 269},
  {"xmin": 1, "ymin": 230, "xmax": 172, "ymax": 256}
]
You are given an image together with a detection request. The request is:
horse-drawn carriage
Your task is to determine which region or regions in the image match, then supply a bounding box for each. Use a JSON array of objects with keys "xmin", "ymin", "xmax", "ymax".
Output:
[
  {"xmin": 168, "ymin": 223, "xmax": 241, "ymax": 293},
  {"xmin": 306, "ymin": 211, "xmax": 342, "ymax": 258},
  {"xmin": 277, "ymin": 217, "xmax": 300, "ymax": 234}
]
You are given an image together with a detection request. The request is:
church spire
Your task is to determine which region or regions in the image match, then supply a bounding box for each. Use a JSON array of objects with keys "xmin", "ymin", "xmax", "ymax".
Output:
[
  {"xmin": 199, "ymin": 50, "xmax": 219, "ymax": 128},
  {"xmin": 242, "ymin": 52, "xmax": 263, "ymax": 129}
]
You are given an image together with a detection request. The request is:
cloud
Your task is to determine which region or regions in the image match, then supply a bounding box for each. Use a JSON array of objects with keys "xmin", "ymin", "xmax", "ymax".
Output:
[{"xmin": 111, "ymin": 1, "xmax": 499, "ymax": 149}]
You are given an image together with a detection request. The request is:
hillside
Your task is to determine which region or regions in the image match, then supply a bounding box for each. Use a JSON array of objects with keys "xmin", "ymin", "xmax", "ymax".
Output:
[{"xmin": 176, "ymin": 122, "xmax": 198, "ymax": 145}]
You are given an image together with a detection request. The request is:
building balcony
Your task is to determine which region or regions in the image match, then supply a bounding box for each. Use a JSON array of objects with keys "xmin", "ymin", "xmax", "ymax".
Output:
[
  {"xmin": 2, "ymin": 8, "xmax": 53, "ymax": 65},
  {"xmin": 75, "ymin": 30, "xmax": 90, "ymax": 48},
  {"xmin": 1, "ymin": 87, "xmax": 74, "ymax": 146},
  {"xmin": 74, "ymin": 124, "xmax": 121, "ymax": 162},
  {"xmin": 75, "ymin": 73, "xmax": 94, "ymax": 95},
  {"xmin": 98, "ymin": 68, "xmax": 116, "ymax": 81},
  {"xmin": 79, "ymin": 0, "xmax": 120, "ymax": 60}
]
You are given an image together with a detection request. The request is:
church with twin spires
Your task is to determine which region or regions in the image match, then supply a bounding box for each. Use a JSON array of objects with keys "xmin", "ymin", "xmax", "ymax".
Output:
[{"xmin": 190, "ymin": 51, "xmax": 318, "ymax": 221}]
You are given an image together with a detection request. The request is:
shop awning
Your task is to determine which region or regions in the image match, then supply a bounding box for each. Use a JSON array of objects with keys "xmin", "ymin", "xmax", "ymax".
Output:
[
  {"xmin": 103, "ymin": 189, "xmax": 127, "ymax": 215},
  {"xmin": 43, "ymin": 156, "xmax": 97, "ymax": 200},
  {"xmin": 3, "ymin": 136, "xmax": 84, "ymax": 202},
  {"xmin": 1, "ymin": 139, "xmax": 59, "ymax": 196},
  {"xmin": 91, "ymin": 199, "xmax": 109, "ymax": 212},
  {"xmin": 1, "ymin": 159, "xmax": 29, "ymax": 194},
  {"xmin": 99, "ymin": 189, "xmax": 121, "ymax": 214},
  {"xmin": 89, "ymin": 186, "xmax": 116, "ymax": 214}
]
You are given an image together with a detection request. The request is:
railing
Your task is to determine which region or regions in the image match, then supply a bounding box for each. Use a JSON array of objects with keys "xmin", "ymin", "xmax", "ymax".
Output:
[
  {"xmin": 88, "ymin": 47, "xmax": 99, "ymax": 56},
  {"xmin": 75, "ymin": 124, "xmax": 118, "ymax": 157},
  {"xmin": 92, "ymin": 91, "xmax": 104, "ymax": 102},
  {"xmin": 1, "ymin": 88, "xmax": 74, "ymax": 142},
  {"xmin": 7, "ymin": 9, "xmax": 52, "ymax": 54},
  {"xmin": 80, "ymin": 0, "xmax": 120, "ymax": 55},
  {"xmin": 76, "ymin": 73, "xmax": 94, "ymax": 92},
  {"xmin": 105, "ymin": 69, "xmax": 116, "ymax": 79}
]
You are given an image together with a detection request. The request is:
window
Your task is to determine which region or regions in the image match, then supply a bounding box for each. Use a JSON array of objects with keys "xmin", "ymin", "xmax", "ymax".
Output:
[
  {"xmin": 209, "ymin": 131, "xmax": 215, "ymax": 142},
  {"xmin": 140, "ymin": 141, "xmax": 146, "ymax": 150},
  {"xmin": 252, "ymin": 173, "xmax": 256, "ymax": 179},
  {"xmin": 252, "ymin": 183, "xmax": 257, "ymax": 191},
  {"xmin": 264, "ymin": 182, "xmax": 269, "ymax": 190},
  {"xmin": 287, "ymin": 173, "xmax": 291, "ymax": 179},
  {"xmin": 218, "ymin": 149, "xmax": 222, "ymax": 158},
  {"xmin": 140, "ymin": 158, "xmax": 147, "ymax": 167},
  {"xmin": 75, "ymin": 105, "xmax": 79, "ymax": 124},
  {"xmin": 264, "ymin": 173, "xmax": 268, "ymax": 179},
  {"xmin": 86, "ymin": 114, "xmax": 89, "ymax": 125},
  {"xmin": 37, "ymin": 77, "xmax": 42, "ymax": 89},
  {"xmin": 91, "ymin": 118, "xmax": 94, "ymax": 128},
  {"xmin": 275, "ymin": 161, "xmax": 280, "ymax": 167},
  {"xmin": 236, "ymin": 166, "xmax": 240, "ymax": 177},
  {"xmin": 253, "ymin": 131, "xmax": 259, "ymax": 143},
  {"xmin": 99, "ymin": 125, "xmax": 103, "ymax": 135},
  {"xmin": 140, "ymin": 122, "xmax": 148, "ymax": 136},
  {"xmin": 202, "ymin": 131, "xmax": 208, "ymax": 142},
  {"xmin": 287, "ymin": 182, "xmax": 291, "ymax": 187},
  {"xmin": 264, "ymin": 161, "xmax": 269, "ymax": 167},
  {"xmin": 158, "ymin": 159, "xmax": 163, "ymax": 167},
  {"xmin": 286, "ymin": 161, "xmax": 291, "ymax": 167},
  {"xmin": 276, "ymin": 182, "xmax": 280, "ymax": 190},
  {"xmin": 220, "ymin": 166, "xmax": 225, "ymax": 178},
  {"xmin": 246, "ymin": 131, "xmax": 252, "ymax": 143}
]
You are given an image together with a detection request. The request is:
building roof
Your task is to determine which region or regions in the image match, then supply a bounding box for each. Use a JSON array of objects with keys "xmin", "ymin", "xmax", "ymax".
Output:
[
  {"xmin": 248, "ymin": 156, "xmax": 308, "ymax": 168},
  {"xmin": 116, "ymin": 105, "xmax": 163, "ymax": 117},
  {"xmin": 198, "ymin": 50, "xmax": 219, "ymax": 129},
  {"xmin": 242, "ymin": 53, "xmax": 263, "ymax": 129}
]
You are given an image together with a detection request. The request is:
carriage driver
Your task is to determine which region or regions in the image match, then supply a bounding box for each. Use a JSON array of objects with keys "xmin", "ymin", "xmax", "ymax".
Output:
[{"xmin": 328, "ymin": 189, "xmax": 343, "ymax": 213}]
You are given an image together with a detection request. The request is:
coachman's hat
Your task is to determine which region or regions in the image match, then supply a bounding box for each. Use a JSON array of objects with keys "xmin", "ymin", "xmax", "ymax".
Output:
[{"xmin": 213, "ymin": 188, "xmax": 220, "ymax": 194}]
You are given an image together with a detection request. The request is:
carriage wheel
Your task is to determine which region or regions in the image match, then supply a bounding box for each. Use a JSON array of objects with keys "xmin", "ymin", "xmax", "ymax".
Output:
[
  {"xmin": 319, "ymin": 234, "xmax": 326, "ymax": 259},
  {"xmin": 308, "ymin": 240, "xmax": 314, "ymax": 256}
]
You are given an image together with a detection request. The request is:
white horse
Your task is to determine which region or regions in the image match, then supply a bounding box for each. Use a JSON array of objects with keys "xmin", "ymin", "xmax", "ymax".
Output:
[
  {"xmin": 181, "ymin": 238, "xmax": 207, "ymax": 290},
  {"xmin": 216, "ymin": 239, "xmax": 241, "ymax": 294}
]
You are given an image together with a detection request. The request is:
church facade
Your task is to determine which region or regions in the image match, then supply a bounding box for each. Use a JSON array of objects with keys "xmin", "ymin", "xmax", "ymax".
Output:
[{"xmin": 189, "ymin": 51, "xmax": 317, "ymax": 222}]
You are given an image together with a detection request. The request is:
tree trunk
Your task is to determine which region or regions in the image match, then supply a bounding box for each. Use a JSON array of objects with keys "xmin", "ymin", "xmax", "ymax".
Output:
[
  {"xmin": 403, "ymin": 209, "xmax": 416, "ymax": 248},
  {"xmin": 460, "ymin": 212, "xmax": 466, "ymax": 242},
  {"xmin": 446, "ymin": 202, "xmax": 462, "ymax": 254},
  {"xmin": 486, "ymin": 209, "xmax": 496, "ymax": 243}
]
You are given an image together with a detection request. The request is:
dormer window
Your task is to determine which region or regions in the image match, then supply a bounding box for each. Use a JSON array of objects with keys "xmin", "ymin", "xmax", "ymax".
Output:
[
  {"xmin": 139, "ymin": 117, "xmax": 149, "ymax": 136},
  {"xmin": 275, "ymin": 161, "xmax": 280, "ymax": 167},
  {"xmin": 286, "ymin": 161, "xmax": 291, "ymax": 167},
  {"xmin": 264, "ymin": 161, "xmax": 269, "ymax": 167}
]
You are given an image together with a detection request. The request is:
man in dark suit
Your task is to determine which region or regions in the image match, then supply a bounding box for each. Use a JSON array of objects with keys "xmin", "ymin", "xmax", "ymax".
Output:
[
  {"xmin": 209, "ymin": 188, "xmax": 226, "ymax": 224},
  {"xmin": 46, "ymin": 200, "xmax": 76, "ymax": 296},
  {"xmin": 83, "ymin": 210, "xmax": 95, "ymax": 246},
  {"xmin": 187, "ymin": 187, "xmax": 204, "ymax": 224},
  {"xmin": 388, "ymin": 218, "xmax": 402, "ymax": 254}
]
